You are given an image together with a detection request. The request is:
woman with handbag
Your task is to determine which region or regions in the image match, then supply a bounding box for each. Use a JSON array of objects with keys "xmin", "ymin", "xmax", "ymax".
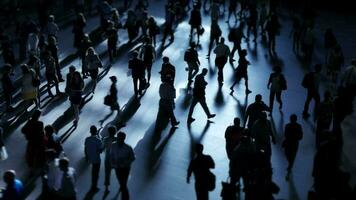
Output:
[
  {"xmin": 21, "ymin": 64, "xmax": 40, "ymax": 109},
  {"xmin": 66, "ymin": 66, "xmax": 84, "ymax": 127},
  {"xmin": 104, "ymin": 76, "xmax": 120, "ymax": 112},
  {"xmin": 267, "ymin": 65, "xmax": 287, "ymax": 112}
]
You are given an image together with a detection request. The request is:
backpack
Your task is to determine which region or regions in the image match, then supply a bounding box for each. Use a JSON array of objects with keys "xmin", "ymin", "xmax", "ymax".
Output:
[{"xmin": 302, "ymin": 72, "xmax": 314, "ymax": 88}]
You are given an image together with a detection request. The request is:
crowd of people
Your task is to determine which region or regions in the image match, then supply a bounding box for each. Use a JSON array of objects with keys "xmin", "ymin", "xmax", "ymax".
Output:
[{"xmin": 1, "ymin": 0, "xmax": 356, "ymax": 200}]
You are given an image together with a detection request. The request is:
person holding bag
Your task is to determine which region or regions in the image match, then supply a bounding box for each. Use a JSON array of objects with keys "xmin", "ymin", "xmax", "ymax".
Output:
[{"xmin": 104, "ymin": 76, "xmax": 120, "ymax": 112}]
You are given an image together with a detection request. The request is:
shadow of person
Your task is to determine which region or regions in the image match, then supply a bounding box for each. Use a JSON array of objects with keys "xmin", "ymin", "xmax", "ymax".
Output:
[
  {"xmin": 247, "ymin": 40, "xmax": 258, "ymax": 59},
  {"xmin": 288, "ymin": 176, "xmax": 301, "ymax": 200},
  {"xmin": 230, "ymin": 94, "xmax": 248, "ymax": 120},
  {"xmin": 215, "ymin": 84, "xmax": 225, "ymax": 107},
  {"xmin": 179, "ymin": 86, "xmax": 193, "ymax": 110},
  {"xmin": 59, "ymin": 124, "xmax": 77, "ymax": 143}
]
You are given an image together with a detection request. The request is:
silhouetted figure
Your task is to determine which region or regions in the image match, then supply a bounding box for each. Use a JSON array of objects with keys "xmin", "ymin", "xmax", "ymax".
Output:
[
  {"xmin": 187, "ymin": 68, "xmax": 216, "ymax": 123},
  {"xmin": 139, "ymin": 37, "xmax": 156, "ymax": 85},
  {"xmin": 187, "ymin": 144, "xmax": 215, "ymax": 200},
  {"xmin": 125, "ymin": 10, "xmax": 138, "ymax": 42},
  {"xmin": 44, "ymin": 125, "xmax": 63, "ymax": 157},
  {"xmin": 84, "ymin": 47, "xmax": 103, "ymax": 93},
  {"xmin": 247, "ymin": 6, "xmax": 258, "ymax": 42},
  {"xmin": 265, "ymin": 13, "xmax": 280, "ymax": 55},
  {"xmin": 47, "ymin": 36, "xmax": 64, "ymax": 82},
  {"xmin": 54, "ymin": 157, "xmax": 77, "ymax": 199},
  {"xmin": 283, "ymin": 114, "xmax": 303, "ymax": 180},
  {"xmin": 316, "ymin": 91, "xmax": 333, "ymax": 147},
  {"xmin": 302, "ymin": 25, "xmax": 315, "ymax": 63},
  {"xmin": 162, "ymin": 2, "xmax": 176, "ymax": 46},
  {"xmin": 128, "ymin": 51, "xmax": 146, "ymax": 96},
  {"xmin": 1, "ymin": 64, "xmax": 15, "ymax": 111},
  {"xmin": 73, "ymin": 13, "xmax": 86, "ymax": 48},
  {"xmin": 185, "ymin": 42, "xmax": 200, "ymax": 83},
  {"xmin": 110, "ymin": 132, "xmax": 135, "ymax": 200},
  {"xmin": 228, "ymin": 23, "xmax": 246, "ymax": 62},
  {"xmin": 258, "ymin": 3, "xmax": 268, "ymax": 39},
  {"xmin": 103, "ymin": 126, "xmax": 117, "ymax": 192},
  {"xmin": 43, "ymin": 51, "xmax": 61, "ymax": 97},
  {"xmin": 84, "ymin": 126, "xmax": 103, "ymax": 191},
  {"xmin": 290, "ymin": 17, "xmax": 302, "ymax": 54},
  {"xmin": 226, "ymin": 0, "xmax": 238, "ymax": 23},
  {"xmin": 79, "ymin": 34, "xmax": 93, "ymax": 78},
  {"xmin": 1, "ymin": 170, "xmax": 23, "ymax": 200},
  {"xmin": 66, "ymin": 66, "xmax": 84, "ymax": 127},
  {"xmin": 158, "ymin": 80, "xmax": 180, "ymax": 128},
  {"xmin": 147, "ymin": 17, "xmax": 160, "ymax": 47},
  {"xmin": 21, "ymin": 109, "xmax": 45, "ymax": 169},
  {"xmin": 160, "ymin": 56, "xmax": 176, "ymax": 85},
  {"xmin": 211, "ymin": 2, "xmax": 220, "ymax": 24},
  {"xmin": 214, "ymin": 37, "xmax": 230, "ymax": 84},
  {"xmin": 326, "ymin": 44, "xmax": 344, "ymax": 83},
  {"xmin": 225, "ymin": 117, "xmax": 244, "ymax": 159},
  {"xmin": 189, "ymin": 5, "xmax": 203, "ymax": 44},
  {"xmin": 230, "ymin": 49, "xmax": 251, "ymax": 94},
  {"xmin": 207, "ymin": 20, "xmax": 222, "ymax": 57},
  {"xmin": 324, "ymin": 28, "xmax": 337, "ymax": 63},
  {"xmin": 267, "ymin": 65, "xmax": 287, "ymax": 112},
  {"xmin": 106, "ymin": 22, "xmax": 119, "ymax": 62},
  {"xmin": 27, "ymin": 53, "xmax": 42, "ymax": 79},
  {"xmin": 21, "ymin": 64, "xmax": 40, "ymax": 108},
  {"xmin": 244, "ymin": 94, "xmax": 271, "ymax": 130},
  {"xmin": 44, "ymin": 15, "xmax": 59, "ymax": 40},
  {"xmin": 104, "ymin": 76, "xmax": 120, "ymax": 112},
  {"xmin": 302, "ymin": 64, "xmax": 322, "ymax": 118}
]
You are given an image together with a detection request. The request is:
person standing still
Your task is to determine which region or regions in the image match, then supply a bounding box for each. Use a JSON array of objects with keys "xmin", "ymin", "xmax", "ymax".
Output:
[{"xmin": 84, "ymin": 126, "xmax": 104, "ymax": 191}]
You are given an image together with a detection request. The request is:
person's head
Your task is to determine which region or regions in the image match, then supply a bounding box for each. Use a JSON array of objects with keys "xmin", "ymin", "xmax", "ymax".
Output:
[
  {"xmin": 109, "ymin": 76, "xmax": 117, "ymax": 83},
  {"xmin": 195, "ymin": 144, "xmax": 204, "ymax": 155},
  {"xmin": 240, "ymin": 49, "xmax": 247, "ymax": 57},
  {"xmin": 190, "ymin": 42, "xmax": 196, "ymax": 49},
  {"xmin": 3, "ymin": 170, "xmax": 16, "ymax": 185},
  {"xmin": 44, "ymin": 125, "xmax": 55, "ymax": 136},
  {"xmin": 273, "ymin": 65, "xmax": 282, "ymax": 73},
  {"xmin": 201, "ymin": 68, "xmax": 208, "ymax": 76},
  {"xmin": 108, "ymin": 125, "xmax": 117, "ymax": 137},
  {"xmin": 117, "ymin": 131, "xmax": 126, "ymax": 144},
  {"xmin": 234, "ymin": 117, "xmax": 240, "ymax": 126},
  {"xmin": 290, "ymin": 114, "xmax": 298, "ymax": 123},
  {"xmin": 48, "ymin": 15, "xmax": 55, "ymax": 22},
  {"xmin": 314, "ymin": 64, "xmax": 322, "ymax": 72},
  {"xmin": 59, "ymin": 157, "xmax": 70, "ymax": 172},
  {"xmin": 21, "ymin": 64, "xmax": 30, "ymax": 74},
  {"xmin": 32, "ymin": 109, "xmax": 42, "ymax": 121},
  {"xmin": 163, "ymin": 56, "xmax": 169, "ymax": 63},
  {"xmin": 255, "ymin": 94, "xmax": 262, "ymax": 102},
  {"xmin": 69, "ymin": 66, "xmax": 76, "ymax": 74},
  {"xmin": 220, "ymin": 37, "xmax": 225, "ymax": 44},
  {"xmin": 132, "ymin": 51, "xmax": 139, "ymax": 58},
  {"xmin": 90, "ymin": 125, "xmax": 98, "ymax": 136},
  {"xmin": 48, "ymin": 36, "xmax": 56, "ymax": 45},
  {"xmin": 87, "ymin": 47, "xmax": 95, "ymax": 56}
]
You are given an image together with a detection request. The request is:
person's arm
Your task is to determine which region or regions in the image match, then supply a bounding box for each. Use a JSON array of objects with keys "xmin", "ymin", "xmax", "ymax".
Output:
[
  {"xmin": 208, "ymin": 155, "xmax": 215, "ymax": 169},
  {"xmin": 269, "ymin": 122, "xmax": 276, "ymax": 144},
  {"xmin": 187, "ymin": 160, "xmax": 193, "ymax": 183},
  {"xmin": 267, "ymin": 74, "xmax": 272, "ymax": 89}
]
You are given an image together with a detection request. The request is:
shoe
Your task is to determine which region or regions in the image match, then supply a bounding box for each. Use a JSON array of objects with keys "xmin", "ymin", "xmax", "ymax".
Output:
[
  {"xmin": 172, "ymin": 121, "xmax": 180, "ymax": 127},
  {"xmin": 187, "ymin": 118, "xmax": 195, "ymax": 124},
  {"xmin": 208, "ymin": 114, "xmax": 216, "ymax": 119},
  {"xmin": 245, "ymin": 89, "xmax": 252, "ymax": 94},
  {"xmin": 58, "ymin": 78, "xmax": 65, "ymax": 82}
]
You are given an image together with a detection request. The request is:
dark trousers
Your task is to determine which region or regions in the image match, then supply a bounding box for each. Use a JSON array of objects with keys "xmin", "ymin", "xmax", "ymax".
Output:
[
  {"xmin": 217, "ymin": 67, "xmax": 224, "ymax": 83},
  {"xmin": 91, "ymin": 163, "xmax": 100, "ymax": 188},
  {"xmin": 303, "ymin": 89, "xmax": 320, "ymax": 114},
  {"xmin": 208, "ymin": 36, "xmax": 219, "ymax": 56},
  {"xmin": 132, "ymin": 77, "xmax": 144, "ymax": 95},
  {"xmin": 230, "ymin": 42, "xmax": 242, "ymax": 60},
  {"xmin": 195, "ymin": 182, "xmax": 209, "ymax": 200},
  {"xmin": 104, "ymin": 159, "xmax": 113, "ymax": 186},
  {"xmin": 188, "ymin": 97, "xmax": 211, "ymax": 118},
  {"xmin": 115, "ymin": 167, "xmax": 130, "ymax": 200},
  {"xmin": 159, "ymin": 99, "xmax": 178, "ymax": 125},
  {"xmin": 269, "ymin": 90, "xmax": 282, "ymax": 111},
  {"xmin": 188, "ymin": 62, "xmax": 199, "ymax": 81},
  {"xmin": 268, "ymin": 34, "xmax": 276, "ymax": 53},
  {"xmin": 162, "ymin": 25, "xmax": 174, "ymax": 44},
  {"xmin": 284, "ymin": 143, "xmax": 298, "ymax": 171}
]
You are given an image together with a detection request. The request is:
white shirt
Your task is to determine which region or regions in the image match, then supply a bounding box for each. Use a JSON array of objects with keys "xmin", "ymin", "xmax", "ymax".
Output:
[{"xmin": 54, "ymin": 167, "xmax": 76, "ymax": 191}]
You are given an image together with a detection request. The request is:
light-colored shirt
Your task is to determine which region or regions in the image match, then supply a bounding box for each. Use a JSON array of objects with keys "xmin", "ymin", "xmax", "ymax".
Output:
[
  {"xmin": 53, "ymin": 167, "xmax": 76, "ymax": 191},
  {"xmin": 214, "ymin": 43, "xmax": 230, "ymax": 58},
  {"xmin": 110, "ymin": 142, "xmax": 135, "ymax": 168},
  {"xmin": 85, "ymin": 135, "xmax": 103, "ymax": 164}
]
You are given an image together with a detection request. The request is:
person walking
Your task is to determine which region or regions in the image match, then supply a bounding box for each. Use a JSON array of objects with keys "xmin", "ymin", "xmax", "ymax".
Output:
[
  {"xmin": 0, "ymin": 170, "xmax": 24, "ymax": 200},
  {"xmin": 73, "ymin": 13, "xmax": 86, "ymax": 48},
  {"xmin": 187, "ymin": 144, "xmax": 215, "ymax": 200},
  {"xmin": 160, "ymin": 56, "xmax": 176, "ymax": 85},
  {"xmin": 302, "ymin": 64, "xmax": 322, "ymax": 118},
  {"xmin": 106, "ymin": 22, "xmax": 119, "ymax": 62},
  {"xmin": 84, "ymin": 126, "xmax": 104, "ymax": 191},
  {"xmin": 53, "ymin": 157, "xmax": 77, "ymax": 200},
  {"xmin": 265, "ymin": 13, "xmax": 280, "ymax": 55},
  {"xmin": 267, "ymin": 66, "xmax": 287, "ymax": 112},
  {"xmin": 244, "ymin": 94, "xmax": 271, "ymax": 130},
  {"xmin": 104, "ymin": 76, "xmax": 120, "ymax": 112},
  {"xmin": 214, "ymin": 37, "xmax": 230, "ymax": 84},
  {"xmin": 103, "ymin": 126, "xmax": 117, "ymax": 192},
  {"xmin": 158, "ymin": 80, "xmax": 180, "ymax": 128},
  {"xmin": 110, "ymin": 132, "xmax": 135, "ymax": 200},
  {"xmin": 316, "ymin": 91, "xmax": 333, "ymax": 147},
  {"xmin": 44, "ymin": 15, "xmax": 59, "ymax": 39},
  {"xmin": 189, "ymin": 5, "xmax": 202, "ymax": 44},
  {"xmin": 47, "ymin": 36, "xmax": 64, "ymax": 82},
  {"xmin": 228, "ymin": 23, "xmax": 246, "ymax": 62},
  {"xmin": 139, "ymin": 37, "xmax": 156, "ymax": 85},
  {"xmin": 84, "ymin": 47, "xmax": 103, "ymax": 93},
  {"xmin": 185, "ymin": 42, "xmax": 200, "ymax": 84},
  {"xmin": 207, "ymin": 21, "xmax": 222, "ymax": 58},
  {"xmin": 66, "ymin": 66, "xmax": 84, "ymax": 127},
  {"xmin": 1, "ymin": 64, "xmax": 15, "ymax": 111},
  {"xmin": 283, "ymin": 114, "xmax": 303, "ymax": 180},
  {"xmin": 187, "ymin": 68, "xmax": 216, "ymax": 123},
  {"xmin": 147, "ymin": 17, "xmax": 160, "ymax": 47},
  {"xmin": 225, "ymin": 117, "xmax": 244, "ymax": 159},
  {"xmin": 326, "ymin": 44, "xmax": 344, "ymax": 83},
  {"xmin": 79, "ymin": 35, "xmax": 93, "ymax": 78},
  {"xmin": 128, "ymin": 51, "xmax": 146, "ymax": 96},
  {"xmin": 21, "ymin": 64, "xmax": 40, "ymax": 108},
  {"xmin": 43, "ymin": 51, "xmax": 62, "ymax": 97},
  {"xmin": 230, "ymin": 49, "xmax": 251, "ymax": 94}
]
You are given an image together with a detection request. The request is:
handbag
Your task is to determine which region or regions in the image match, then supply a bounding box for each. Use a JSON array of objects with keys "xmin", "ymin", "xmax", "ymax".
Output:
[
  {"xmin": 0, "ymin": 146, "xmax": 8, "ymax": 161},
  {"xmin": 104, "ymin": 95, "xmax": 113, "ymax": 106},
  {"xmin": 206, "ymin": 171, "xmax": 216, "ymax": 191},
  {"xmin": 198, "ymin": 26, "xmax": 205, "ymax": 35}
]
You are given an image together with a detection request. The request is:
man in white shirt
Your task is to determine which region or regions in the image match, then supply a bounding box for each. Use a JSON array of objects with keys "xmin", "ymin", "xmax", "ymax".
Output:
[
  {"xmin": 53, "ymin": 157, "xmax": 77, "ymax": 199},
  {"xmin": 214, "ymin": 37, "xmax": 230, "ymax": 84},
  {"xmin": 110, "ymin": 132, "xmax": 135, "ymax": 200}
]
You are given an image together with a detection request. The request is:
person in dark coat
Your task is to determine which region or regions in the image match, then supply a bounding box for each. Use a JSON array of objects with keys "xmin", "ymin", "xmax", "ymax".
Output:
[
  {"xmin": 128, "ymin": 51, "xmax": 146, "ymax": 96},
  {"xmin": 157, "ymin": 80, "xmax": 180, "ymax": 129},
  {"xmin": 1, "ymin": 64, "xmax": 15, "ymax": 111},
  {"xmin": 187, "ymin": 144, "xmax": 215, "ymax": 200},
  {"xmin": 316, "ymin": 91, "xmax": 333, "ymax": 147},
  {"xmin": 79, "ymin": 34, "xmax": 93, "ymax": 78},
  {"xmin": 106, "ymin": 21, "xmax": 119, "ymax": 62},
  {"xmin": 187, "ymin": 68, "xmax": 216, "ymax": 123},
  {"xmin": 267, "ymin": 65, "xmax": 287, "ymax": 112},
  {"xmin": 302, "ymin": 64, "xmax": 322, "ymax": 118},
  {"xmin": 283, "ymin": 114, "xmax": 303, "ymax": 180},
  {"xmin": 106, "ymin": 76, "xmax": 120, "ymax": 112},
  {"xmin": 225, "ymin": 117, "xmax": 244, "ymax": 159},
  {"xmin": 73, "ymin": 13, "xmax": 86, "ymax": 48},
  {"xmin": 230, "ymin": 49, "xmax": 251, "ymax": 95},
  {"xmin": 244, "ymin": 94, "xmax": 271, "ymax": 130},
  {"xmin": 140, "ymin": 37, "xmax": 156, "ymax": 85},
  {"xmin": 147, "ymin": 17, "xmax": 159, "ymax": 47},
  {"xmin": 189, "ymin": 5, "xmax": 202, "ymax": 44},
  {"xmin": 207, "ymin": 20, "xmax": 221, "ymax": 57},
  {"xmin": 265, "ymin": 13, "xmax": 280, "ymax": 55},
  {"xmin": 185, "ymin": 42, "xmax": 200, "ymax": 83},
  {"xmin": 66, "ymin": 66, "xmax": 84, "ymax": 127},
  {"xmin": 47, "ymin": 36, "xmax": 64, "ymax": 82},
  {"xmin": 159, "ymin": 57, "xmax": 176, "ymax": 85}
]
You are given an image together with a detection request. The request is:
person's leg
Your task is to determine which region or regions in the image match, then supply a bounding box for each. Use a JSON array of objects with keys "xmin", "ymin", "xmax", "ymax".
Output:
[
  {"xmin": 217, "ymin": 67, "xmax": 223, "ymax": 83},
  {"xmin": 116, "ymin": 168, "xmax": 130, "ymax": 200},
  {"xmin": 303, "ymin": 90, "xmax": 313, "ymax": 115},
  {"xmin": 54, "ymin": 79, "xmax": 61, "ymax": 94},
  {"xmin": 199, "ymin": 97, "xmax": 212, "ymax": 117},
  {"xmin": 147, "ymin": 63, "xmax": 152, "ymax": 83},
  {"xmin": 208, "ymin": 37, "xmax": 214, "ymax": 56},
  {"xmin": 47, "ymin": 79, "xmax": 54, "ymax": 96},
  {"xmin": 104, "ymin": 159, "xmax": 111, "ymax": 188},
  {"xmin": 269, "ymin": 90, "xmax": 275, "ymax": 111},
  {"xmin": 188, "ymin": 98, "xmax": 199, "ymax": 120},
  {"xmin": 312, "ymin": 91, "xmax": 321, "ymax": 115},
  {"xmin": 276, "ymin": 91, "xmax": 283, "ymax": 109},
  {"xmin": 91, "ymin": 163, "xmax": 100, "ymax": 188},
  {"xmin": 230, "ymin": 43, "xmax": 237, "ymax": 60},
  {"xmin": 72, "ymin": 103, "xmax": 79, "ymax": 125},
  {"xmin": 188, "ymin": 64, "xmax": 193, "ymax": 81},
  {"xmin": 133, "ymin": 77, "xmax": 138, "ymax": 95}
]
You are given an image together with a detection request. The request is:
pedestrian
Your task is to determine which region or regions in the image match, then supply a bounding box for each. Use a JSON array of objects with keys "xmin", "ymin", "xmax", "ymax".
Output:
[
  {"xmin": 44, "ymin": 125, "xmax": 63, "ymax": 157},
  {"xmin": 259, "ymin": 3, "xmax": 268, "ymax": 39},
  {"xmin": 302, "ymin": 25, "xmax": 315, "ymax": 63},
  {"xmin": 250, "ymin": 112, "xmax": 276, "ymax": 160},
  {"xmin": 244, "ymin": 94, "xmax": 271, "ymax": 130},
  {"xmin": 226, "ymin": 0, "xmax": 238, "ymax": 23},
  {"xmin": 326, "ymin": 44, "xmax": 344, "ymax": 83},
  {"xmin": 44, "ymin": 15, "xmax": 59, "ymax": 39},
  {"xmin": 103, "ymin": 126, "xmax": 117, "ymax": 192},
  {"xmin": 225, "ymin": 117, "xmax": 244, "ymax": 159},
  {"xmin": 66, "ymin": 66, "xmax": 84, "ymax": 127},
  {"xmin": 0, "ymin": 170, "xmax": 24, "ymax": 200},
  {"xmin": 21, "ymin": 64, "xmax": 40, "ymax": 108},
  {"xmin": 230, "ymin": 49, "xmax": 251, "ymax": 94},
  {"xmin": 187, "ymin": 68, "xmax": 216, "ymax": 123},
  {"xmin": 73, "ymin": 13, "xmax": 86, "ymax": 48},
  {"xmin": 302, "ymin": 64, "xmax": 322, "ymax": 118},
  {"xmin": 139, "ymin": 37, "xmax": 156, "ymax": 85},
  {"xmin": 104, "ymin": 76, "xmax": 120, "ymax": 112},
  {"xmin": 265, "ymin": 13, "xmax": 280, "ymax": 55},
  {"xmin": 79, "ymin": 34, "xmax": 93, "ymax": 78},
  {"xmin": 110, "ymin": 132, "xmax": 136, "ymax": 200},
  {"xmin": 324, "ymin": 28, "xmax": 337, "ymax": 64},
  {"xmin": 1, "ymin": 64, "xmax": 15, "ymax": 111},
  {"xmin": 207, "ymin": 20, "xmax": 222, "ymax": 57},
  {"xmin": 27, "ymin": 53, "xmax": 42, "ymax": 79},
  {"xmin": 185, "ymin": 42, "xmax": 200, "ymax": 84},
  {"xmin": 84, "ymin": 47, "xmax": 103, "ymax": 93},
  {"xmin": 27, "ymin": 28, "xmax": 39, "ymax": 56},
  {"xmin": 21, "ymin": 109, "xmax": 45, "ymax": 169},
  {"xmin": 128, "ymin": 51, "xmax": 146, "ymax": 96},
  {"xmin": 228, "ymin": 23, "xmax": 246, "ymax": 62},
  {"xmin": 316, "ymin": 91, "xmax": 334, "ymax": 147},
  {"xmin": 147, "ymin": 17, "xmax": 160, "ymax": 47},
  {"xmin": 47, "ymin": 36, "xmax": 64, "ymax": 82},
  {"xmin": 187, "ymin": 144, "xmax": 215, "ymax": 200},
  {"xmin": 84, "ymin": 125, "xmax": 104, "ymax": 191},
  {"xmin": 53, "ymin": 157, "xmax": 77, "ymax": 200},
  {"xmin": 211, "ymin": 2, "xmax": 220, "ymax": 24},
  {"xmin": 106, "ymin": 21, "xmax": 119, "ymax": 62},
  {"xmin": 99, "ymin": 1, "xmax": 114, "ymax": 30},
  {"xmin": 214, "ymin": 37, "xmax": 230, "ymax": 84},
  {"xmin": 43, "ymin": 51, "xmax": 62, "ymax": 97},
  {"xmin": 267, "ymin": 65, "xmax": 287, "ymax": 112},
  {"xmin": 162, "ymin": 2, "xmax": 175, "ymax": 45},
  {"xmin": 159, "ymin": 56, "xmax": 176, "ymax": 85},
  {"xmin": 125, "ymin": 10, "xmax": 138, "ymax": 42},
  {"xmin": 247, "ymin": 5, "xmax": 258, "ymax": 42},
  {"xmin": 157, "ymin": 80, "xmax": 180, "ymax": 128},
  {"xmin": 283, "ymin": 114, "xmax": 303, "ymax": 180},
  {"xmin": 189, "ymin": 5, "xmax": 203, "ymax": 44},
  {"xmin": 290, "ymin": 17, "xmax": 302, "ymax": 54}
]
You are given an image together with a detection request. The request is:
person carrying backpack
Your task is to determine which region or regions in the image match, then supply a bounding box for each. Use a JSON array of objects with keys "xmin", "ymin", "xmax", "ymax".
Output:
[{"xmin": 302, "ymin": 64, "xmax": 322, "ymax": 118}]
